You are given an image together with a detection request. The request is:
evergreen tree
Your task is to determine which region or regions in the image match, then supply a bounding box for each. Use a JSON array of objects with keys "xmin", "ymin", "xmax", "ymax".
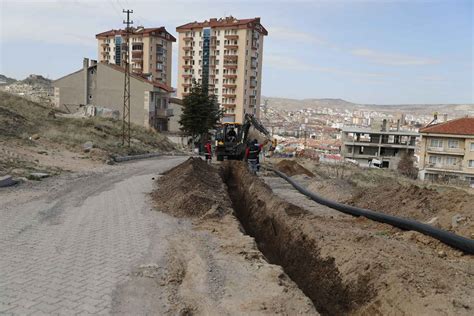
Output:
[{"xmin": 179, "ymin": 81, "xmax": 222, "ymax": 141}]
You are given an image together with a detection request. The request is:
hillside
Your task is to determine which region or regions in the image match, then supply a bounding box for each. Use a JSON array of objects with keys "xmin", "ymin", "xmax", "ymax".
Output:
[
  {"xmin": 0, "ymin": 91, "xmax": 175, "ymax": 177},
  {"xmin": 0, "ymin": 74, "xmax": 17, "ymax": 85},
  {"xmin": 264, "ymin": 96, "xmax": 474, "ymax": 116}
]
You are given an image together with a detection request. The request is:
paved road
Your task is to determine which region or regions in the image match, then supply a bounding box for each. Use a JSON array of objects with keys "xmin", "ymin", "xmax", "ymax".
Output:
[{"xmin": 0, "ymin": 157, "xmax": 187, "ymax": 315}]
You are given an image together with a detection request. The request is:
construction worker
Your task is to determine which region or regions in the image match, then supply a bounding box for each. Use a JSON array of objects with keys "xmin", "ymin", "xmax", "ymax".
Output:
[
  {"xmin": 227, "ymin": 128, "xmax": 237, "ymax": 142},
  {"xmin": 204, "ymin": 140, "xmax": 212, "ymax": 164},
  {"xmin": 245, "ymin": 139, "xmax": 262, "ymax": 172}
]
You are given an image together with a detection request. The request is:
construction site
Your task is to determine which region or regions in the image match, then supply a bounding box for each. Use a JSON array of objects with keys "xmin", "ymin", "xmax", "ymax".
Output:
[
  {"xmin": 1, "ymin": 90, "xmax": 473, "ymax": 314},
  {"xmin": 1, "ymin": 2, "xmax": 474, "ymax": 315}
]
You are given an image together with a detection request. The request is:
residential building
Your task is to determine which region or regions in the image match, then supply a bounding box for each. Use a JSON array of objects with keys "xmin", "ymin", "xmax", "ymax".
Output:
[
  {"xmin": 95, "ymin": 27, "xmax": 175, "ymax": 86},
  {"xmin": 53, "ymin": 58, "xmax": 174, "ymax": 131},
  {"xmin": 341, "ymin": 123, "xmax": 419, "ymax": 169},
  {"xmin": 418, "ymin": 117, "xmax": 474, "ymax": 186},
  {"xmin": 176, "ymin": 16, "xmax": 268, "ymax": 123}
]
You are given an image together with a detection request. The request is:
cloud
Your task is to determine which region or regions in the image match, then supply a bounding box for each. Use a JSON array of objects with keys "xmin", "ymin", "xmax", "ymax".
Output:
[
  {"xmin": 265, "ymin": 54, "xmax": 385, "ymax": 78},
  {"xmin": 267, "ymin": 26, "xmax": 340, "ymax": 50},
  {"xmin": 351, "ymin": 48, "xmax": 440, "ymax": 66}
]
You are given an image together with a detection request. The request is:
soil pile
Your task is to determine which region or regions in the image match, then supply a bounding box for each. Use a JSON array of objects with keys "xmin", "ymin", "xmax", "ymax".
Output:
[
  {"xmin": 346, "ymin": 182, "xmax": 474, "ymax": 238},
  {"xmin": 276, "ymin": 159, "xmax": 314, "ymax": 177},
  {"xmin": 152, "ymin": 157, "xmax": 232, "ymax": 217}
]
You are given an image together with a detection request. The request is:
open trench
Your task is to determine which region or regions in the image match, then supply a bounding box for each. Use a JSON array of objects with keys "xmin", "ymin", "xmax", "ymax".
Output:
[{"xmin": 220, "ymin": 161, "xmax": 373, "ymax": 315}]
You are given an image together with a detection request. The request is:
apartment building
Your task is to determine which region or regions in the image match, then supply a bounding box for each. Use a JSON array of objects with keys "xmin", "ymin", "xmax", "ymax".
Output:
[
  {"xmin": 53, "ymin": 58, "xmax": 174, "ymax": 132},
  {"xmin": 341, "ymin": 124, "xmax": 419, "ymax": 169},
  {"xmin": 95, "ymin": 27, "xmax": 175, "ymax": 86},
  {"xmin": 176, "ymin": 16, "xmax": 267, "ymax": 123},
  {"xmin": 418, "ymin": 117, "xmax": 474, "ymax": 187}
]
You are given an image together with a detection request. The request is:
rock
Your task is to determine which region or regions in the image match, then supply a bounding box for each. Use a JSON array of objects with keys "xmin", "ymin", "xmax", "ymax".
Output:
[
  {"xmin": 30, "ymin": 134, "xmax": 40, "ymax": 140},
  {"xmin": 0, "ymin": 175, "xmax": 18, "ymax": 187},
  {"xmin": 426, "ymin": 217, "xmax": 438, "ymax": 225},
  {"xmin": 83, "ymin": 141, "xmax": 94, "ymax": 153},
  {"xmin": 451, "ymin": 214, "xmax": 465, "ymax": 228},
  {"xmin": 437, "ymin": 250, "xmax": 447, "ymax": 258},
  {"xmin": 28, "ymin": 172, "xmax": 50, "ymax": 181}
]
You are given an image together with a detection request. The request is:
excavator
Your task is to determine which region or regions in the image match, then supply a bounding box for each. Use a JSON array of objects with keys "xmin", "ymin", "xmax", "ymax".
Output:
[{"xmin": 215, "ymin": 113, "xmax": 273, "ymax": 161}]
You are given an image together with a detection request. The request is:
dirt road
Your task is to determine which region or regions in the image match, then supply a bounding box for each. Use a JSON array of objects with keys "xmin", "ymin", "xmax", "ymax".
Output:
[{"xmin": 0, "ymin": 157, "xmax": 187, "ymax": 314}]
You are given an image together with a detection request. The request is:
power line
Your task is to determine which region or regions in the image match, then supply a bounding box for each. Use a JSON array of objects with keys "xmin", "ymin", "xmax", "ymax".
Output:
[{"xmin": 122, "ymin": 9, "xmax": 133, "ymax": 147}]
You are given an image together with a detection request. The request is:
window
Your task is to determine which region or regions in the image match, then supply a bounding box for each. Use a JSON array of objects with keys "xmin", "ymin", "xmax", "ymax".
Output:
[
  {"xmin": 469, "ymin": 160, "xmax": 474, "ymax": 168},
  {"xmin": 446, "ymin": 157, "xmax": 457, "ymax": 165},
  {"xmin": 429, "ymin": 155, "xmax": 442, "ymax": 164},
  {"xmin": 471, "ymin": 143, "xmax": 474, "ymax": 151},
  {"xmin": 430, "ymin": 139, "xmax": 443, "ymax": 148},
  {"xmin": 448, "ymin": 139, "xmax": 459, "ymax": 148}
]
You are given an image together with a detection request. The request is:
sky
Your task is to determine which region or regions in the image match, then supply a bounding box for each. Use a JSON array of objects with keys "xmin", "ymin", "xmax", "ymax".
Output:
[{"xmin": 0, "ymin": 0, "xmax": 472, "ymax": 104}]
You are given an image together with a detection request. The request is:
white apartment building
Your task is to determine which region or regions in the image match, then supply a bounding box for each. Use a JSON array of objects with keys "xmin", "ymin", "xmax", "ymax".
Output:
[{"xmin": 176, "ymin": 16, "xmax": 267, "ymax": 123}]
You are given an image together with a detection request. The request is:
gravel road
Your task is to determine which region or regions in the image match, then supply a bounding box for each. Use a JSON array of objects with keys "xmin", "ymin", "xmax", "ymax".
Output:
[{"xmin": 0, "ymin": 156, "xmax": 187, "ymax": 315}]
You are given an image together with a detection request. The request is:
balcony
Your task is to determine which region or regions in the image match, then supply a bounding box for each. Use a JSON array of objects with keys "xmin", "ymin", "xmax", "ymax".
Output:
[
  {"xmin": 224, "ymin": 45, "xmax": 238, "ymax": 50},
  {"xmin": 182, "ymin": 74, "xmax": 193, "ymax": 79},
  {"xmin": 132, "ymin": 64, "xmax": 143, "ymax": 70},
  {"xmin": 121, "ymin": 44, "xmax": 128, "ymax": 50},
  {"xmin": 182, "ymin": 83, "xmax": 192, "ymax": 88},
  {"xmin": 224, "ymin": 55, "xmax": 238, "ymax": 61},
  {"xmin": 251, "ymin": 40, "xmax": 258, "ymax": 50},
  {"xmin": 101, "ymin": 43, "xmax": 109, "ymax": 47},
  {"xmin": 222, "ymin": 104, "xmax": 236, "ymax": 109},
  {"xmin": 156, "ymin": 108, "xmax": 174, "ymax": 118},
  {"xmin": 183, "ymin": 65, "xmax": 193, "ymax": 69},
  {"xmin": 156, "ymin": 56, "xmax": 165, "ymax": 63},
  {"xmin": 182, "ymin": 92, "xmax": 190, "ymax": 97},
  {"xmin": 183, "ymin": 55, "xmax": 193, "ymax": 61},
  {"xmin": 183, "ymin": 36, "xmax": 193, "ymax": 41},
  {"xmin": 224, "ymin": 74, "xmax": 237, "ymax": 79},
  {"xmin": 225, "ymin": 34, "xmax": 239, "ymax": 40},
  {"xmin": 101, "ymin": 51, "xmax": 110, "ymax": 56},
  {"xmin": 224, "ymin": 64, "xmax": 238, "ymax": 69},
  {"xmin": 223, "ymin": 84, "xmax": 237, "ymax": 89},
  {"xmin": 249, "ymin": 80, "xmax": 257, "ymax": 88},
  {"xmin": 183, "ymin": 46, "xmax": 193, "ymax": 51},
  {"xmin": 131, "ymin": 51, "xmax": 143, "ymax": 58},
  {"xmin": 426, "ymin": 163, "xmax": 463, "ymax": 171},
  {"xmin": 223, "ymin": 93, "xmax": 236, "ymax": 98},
  {"xmin": 427, "ymin": 147, "xmax": 465, "ymax": 156}
]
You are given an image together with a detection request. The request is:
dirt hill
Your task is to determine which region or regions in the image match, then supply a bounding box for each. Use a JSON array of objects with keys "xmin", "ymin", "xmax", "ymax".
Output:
[{"xmin": 0, "ymin": 91, "xmax": 176, "ymax": 177}]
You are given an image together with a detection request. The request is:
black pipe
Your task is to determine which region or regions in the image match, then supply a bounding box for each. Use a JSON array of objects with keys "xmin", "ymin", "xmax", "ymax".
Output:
[{"xmin": 270, "ymin": 168, "xmax": 474, "ymax": 255}]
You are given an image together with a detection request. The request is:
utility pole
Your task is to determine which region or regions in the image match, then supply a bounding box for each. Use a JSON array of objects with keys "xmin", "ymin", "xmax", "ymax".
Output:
[{"xmin": 122, "ymin": 9, "xmax": 133, "ymax": 147}]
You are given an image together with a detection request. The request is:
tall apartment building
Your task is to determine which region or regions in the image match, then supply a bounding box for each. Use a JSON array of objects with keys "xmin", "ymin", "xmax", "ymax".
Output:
[
  {"xmin": 95, "ymin": 27, "xmax": 175, "ymax": 86},
  {"xmin": 418, "ymin": 117, "xmax": 474, "ymax": 187},
  {"xmin": 176, "ymin": 16, "xmax": 267, "ymax": 123}
]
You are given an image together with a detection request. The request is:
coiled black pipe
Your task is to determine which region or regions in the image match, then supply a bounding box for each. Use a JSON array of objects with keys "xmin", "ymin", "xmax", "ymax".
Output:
[{"xmin": 270, "ymin": 168, "xmax": 474, "ymax": 255}]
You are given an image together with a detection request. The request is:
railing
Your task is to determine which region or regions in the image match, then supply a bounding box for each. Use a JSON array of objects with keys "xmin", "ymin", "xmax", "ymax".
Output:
[
  {"xmin": 426, "ymin": 163, "xmax": 463, "ymax": 171},
  {"xmin": 427, "ymin": 146, "xmax": 465, "ymax": 155}
]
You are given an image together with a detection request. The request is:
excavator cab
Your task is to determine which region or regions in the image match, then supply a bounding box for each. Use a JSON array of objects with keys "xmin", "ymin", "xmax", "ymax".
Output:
[{"xmin": 215, "ymin": 114, "xmax": 271, "ymax": 162}]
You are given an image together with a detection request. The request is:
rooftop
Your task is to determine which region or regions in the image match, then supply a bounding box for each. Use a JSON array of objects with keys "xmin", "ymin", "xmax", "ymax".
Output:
[
  {"xmin": 341, "ymin": 126, "xmax": 420, "ymax": 136},
  {"xmin": 419, "ymin": 117, "xmax": 474, "ymax": 136},
  {"xmin": 176, "ymin": 16, "xmax": 268, "ymax": 35},
  {"xmin": 96, "ymin": 27, "xmax": 176, "ymax": 42}
]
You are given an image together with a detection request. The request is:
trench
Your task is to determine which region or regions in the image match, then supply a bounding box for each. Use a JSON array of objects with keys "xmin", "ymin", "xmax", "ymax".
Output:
[{"xmin": 221, "ymin": 162, "xmax": 372, "ymax": 315}]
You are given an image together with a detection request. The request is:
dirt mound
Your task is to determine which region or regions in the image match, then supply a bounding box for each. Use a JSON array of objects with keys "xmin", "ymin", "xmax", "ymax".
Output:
[
  {"xmin": 346, "ymin": 182, "xmax": 474, "ymax": 238},
  {"xmin": 276, "ymin": 159, "xmax": 314, "ymax": 177},
  {"xmin": 152, "ymin": 157, "xmax": 232, "ymax": 217}
]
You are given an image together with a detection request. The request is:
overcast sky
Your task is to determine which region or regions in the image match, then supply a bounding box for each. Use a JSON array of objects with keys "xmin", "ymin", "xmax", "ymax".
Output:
[{"xmin": 0, "ymin": 0, "xmax": 472, "ymax": 104}]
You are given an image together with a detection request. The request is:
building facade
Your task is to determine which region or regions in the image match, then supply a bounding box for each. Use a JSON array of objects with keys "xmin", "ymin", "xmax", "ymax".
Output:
[
  {"xmin": 341, "ymin": 126, "xmax": 419, "ymax": 169},
  {"xmin": 418, "ymin": 117, "xmax": 474, "ymax": 186},
  {"xmin": 53, "ymin": 58, "xmax": 174, "ymax": 131},
  {"xmin": 95, "ymin": 27, "xmax": 175, "ymax": 86},
  {"xmin": 176, "ymin": 16, "xmax": 267, "ymax": 123}
]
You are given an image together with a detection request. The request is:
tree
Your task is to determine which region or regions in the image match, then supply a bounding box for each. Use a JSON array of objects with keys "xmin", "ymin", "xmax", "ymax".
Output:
[
  {"xmin": 397, "ymin": 152, "xmax": 418, "ymax": 179},
  {"xmin": 179, "ymin": 81, "xmax": 222, "ymax": 143}
]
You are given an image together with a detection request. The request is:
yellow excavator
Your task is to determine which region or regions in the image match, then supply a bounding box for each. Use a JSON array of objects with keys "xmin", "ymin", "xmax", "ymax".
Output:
[{"xmin": 215, "ymin": 114, "xmax": 273, "ymax": 161}]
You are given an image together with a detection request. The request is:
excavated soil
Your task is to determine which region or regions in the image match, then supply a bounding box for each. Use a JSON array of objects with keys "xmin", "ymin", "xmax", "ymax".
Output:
[
  {"xmin": 152, "ymin": 157, "xmax": 232, "ymax": 218},
  {"xmin": 276, "ymin": 159, "xmax": 314, "ymax": 177},
  {"xmin": 346, "ymin": 182, "xmax": 474, "ymax": 239}
]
